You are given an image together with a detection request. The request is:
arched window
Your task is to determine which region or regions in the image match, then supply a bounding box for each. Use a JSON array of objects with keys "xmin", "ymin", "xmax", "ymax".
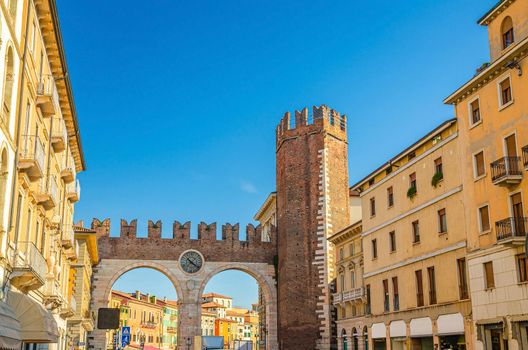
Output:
[
  {"xmin": 2, "ymin": 46, "xmax": 15, "ymax": 126},
  {"xmin": 501, "ymin": 16, "xmax": 514, "ymax": 49},
  {"xmin": 351, "ymin": 328, "xmax": 358, "ymax": 350},
  {"xmin": 342, "ymin": 329, "xmax": 348, "ymax": 350}
]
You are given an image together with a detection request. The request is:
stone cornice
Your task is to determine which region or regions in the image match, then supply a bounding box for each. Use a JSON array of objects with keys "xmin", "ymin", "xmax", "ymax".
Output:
[{"xmin": 478, "ymin": 0, "xmax": 516, "ymax": 26}]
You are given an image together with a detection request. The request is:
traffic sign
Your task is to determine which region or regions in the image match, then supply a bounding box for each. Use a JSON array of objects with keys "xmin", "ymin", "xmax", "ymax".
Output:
[{"xmin": 121, "ymin": 326, "xmax": 131, "ymax": 347}]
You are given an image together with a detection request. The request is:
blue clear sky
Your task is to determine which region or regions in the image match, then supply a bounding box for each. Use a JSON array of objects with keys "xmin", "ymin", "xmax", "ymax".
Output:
[{"xmin": 57, "ymin": 0, "xmax": 497, "ymax": 307}]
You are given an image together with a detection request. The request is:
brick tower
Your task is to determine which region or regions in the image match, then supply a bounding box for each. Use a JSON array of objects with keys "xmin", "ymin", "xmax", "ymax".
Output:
[{"xmin": 276, "ymin": 105, "xmax": 350, "ymax": 350}]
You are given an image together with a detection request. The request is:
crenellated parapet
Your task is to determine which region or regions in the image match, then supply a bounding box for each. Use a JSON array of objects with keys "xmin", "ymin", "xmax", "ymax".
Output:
[
  {"xmin": 276, "ymin": 105, "xmax": 347, "ymax": 150},
  {"xmin": 92, "ymin": 218, "xmax": 277, "ymax": 263}
]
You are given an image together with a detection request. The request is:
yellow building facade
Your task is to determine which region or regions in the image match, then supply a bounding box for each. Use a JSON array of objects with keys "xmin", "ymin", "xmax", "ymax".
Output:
[
  {"xmin": 0, "ymin": 1, "xmax": 85, "ymax": 350},
  {"xmin": 444, "ymin": 1, "xmax": 528, "ymax": 349},
  {"xmin": 352, "ymin": 120, "xmax": 472, "ymax": 350}
]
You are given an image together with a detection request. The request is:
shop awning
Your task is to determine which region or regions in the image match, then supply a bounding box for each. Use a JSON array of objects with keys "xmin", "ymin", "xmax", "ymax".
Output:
[
  {"xmin": 410, "ymin": 317, "xmax": 433, "ymax": 337},
  {"xmin": 7, "ymin": 291, "xmax": 59, "ymax": 343},
  {"xmin": 390, "ymin": 320, "xmax": 406, "ymax": 338},
  {"xmin": 371, "ymin": 323, "xmax": 386, "ymax": 339},
  {"xmin": 0, "ymin": 300, "xmax": 22, "ymax": 350},
  {"xmin": 437, "ymin": 313, "xmax": 465, "ymax": 336}
]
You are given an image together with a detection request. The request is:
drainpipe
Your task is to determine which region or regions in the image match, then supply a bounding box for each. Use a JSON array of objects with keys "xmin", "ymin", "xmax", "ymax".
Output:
[{"xmin": 7, "ymin": 0, "xmax": 33, "ymax": 241}]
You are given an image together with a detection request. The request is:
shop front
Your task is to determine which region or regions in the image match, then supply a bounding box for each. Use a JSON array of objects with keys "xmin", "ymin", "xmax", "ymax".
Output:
[
  {"xmin": 437, "ymin": 313, "xmax": 466, "ymax": 350},
  {"xmin": 371, "ymin": 323, "xmax": 387, "ymax": 350},
  {"xmin": 389, "ymin": 320, "xmax": 406, "ymax": 350},
  {"xmin": 410, "ymin": 317, "xmax": 433, "ymax": 350}
]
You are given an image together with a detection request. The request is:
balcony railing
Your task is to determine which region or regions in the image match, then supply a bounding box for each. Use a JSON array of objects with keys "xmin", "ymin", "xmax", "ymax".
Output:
[
  {"xmin": 60, "ymin": 151, "xmax": 75, "ymax": 183},
  {"xmin": 67, "ymin": 180, "xmax": 80, "ymax": 202},
  {"xmin": 523, "ymin": 146, "xmax": 528, "ymax": 169},
  {"xmin": 10, "ymin": 242, "xmax": 47, "ymax": 291},
  {"xmin": 18, "ymin": 135, "xmax": 45, "ymax": 180},
  {"xmin": 342, "ymin": 287, "xmax": 364, "ymax": 302},
  {"xmin": 166, "ymin": 326, "xmax": 177, "ymax": 333},
  {"xmin": 37, "ymin": 175, "xmax": 58, "ymax": 209},
  {"xmin": 140, "ymin": 322, "xmax": 157, "ymax": 329},
  {"xmin": 36, "ymin": 74, "xmax": 59, "ymax": 117},
  {"xmin": 496, "ymin": 217, "xmax": 527, "ymax": 243},
  {"xmin": 332, "ymin": 292, "xmax": 342, "ymax": 304},
  {"xmin": 490, "ymin": 157, "xmax": 523, "ymax": 184},
  {"xmin": 51, "ymin": 117, "xmax": 67, "ymax": 152}
]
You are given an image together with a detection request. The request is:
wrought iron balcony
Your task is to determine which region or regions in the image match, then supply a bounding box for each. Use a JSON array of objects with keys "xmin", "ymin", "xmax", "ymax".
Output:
[
  {"xmin": 10, "ymin": 242, "xmax": 47, "ymax": 291},
  {"xmin": 496, "ymin": 217, "xmax": 527, "ymax": 244},
  {"xmin": 342, "ymin": 287, "xmax": 364, "ymax": 302},
  {"xmin": 36, "ymin": 74, "xmax": 59, "ymax": 118},
  {"xmin": 67, "ymin": 179, "xmax": 81, "ymax": 202},
  {"xmin": 490, "ymin": 156, "xmax": 523, "ymax": 185},
  {"xmin": 523, "ymin": 146, "xmax": 528, "ymax": 169},
  {"xmin": 36, "ymin": 175, "xmax": 58, "ymax": 210},
  {"xmin": 18, "ymin": 135, "xmax": 45, "ymax": 180},
  {"xmin": 51, "ymin": 117, "xmax": 67, "ymax": 152}
]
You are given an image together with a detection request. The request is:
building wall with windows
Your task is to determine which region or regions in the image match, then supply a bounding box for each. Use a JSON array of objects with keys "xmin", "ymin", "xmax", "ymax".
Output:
[
  {"xmin": 0, "ymin": 1, "xmax": 85, "ymax": 350},
  {"xmin": 352, "ymin": 120, "xmax": 472, "ymax": 350},
  {"xmin": 445, "ymin": 1, "xmax": 528, "ymax": 349}
]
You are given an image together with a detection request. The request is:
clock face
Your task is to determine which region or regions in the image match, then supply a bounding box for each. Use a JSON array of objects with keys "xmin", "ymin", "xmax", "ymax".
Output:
[{"xmin": 180, "ymin": 250, "xmax": 203, "ymax": 274}]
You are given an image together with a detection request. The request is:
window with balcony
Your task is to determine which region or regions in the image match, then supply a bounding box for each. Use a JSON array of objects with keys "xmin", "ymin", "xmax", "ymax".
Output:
[
  {"xmin": 501, "ymin": 16, "xmax": 514, "ymax": 49},
  {"xmin": 438, "ymin": 208, "xmax": 447, "ymax": 233},
  {"xmin": 474, "ymin": 151, "xmax": 485, "ymax": 178},
  {"xmin": 517, "ymin": 254, "xmax": 528, "ymax": 283},
  {"xmin": 427, "ymin": 266, "xmax": 437, "ymax": 305},
  {"xmin": 389, "ymin": 231, "xmax": 396, "ymax": 252},
  {"xmin": 371, "ymin": 239, "xmax": 377, "ymax": 259},
  {"xmin": 457, "ymin": 258, "xmax": 469, "ymax": 299},
  {"xmin": 479, "ymin": 205, "xmax": 491, "ymax": 233},
  {"xmin": 415, "ymin": 269, "xmax": 424, "ymax": 307},
  {"xmin": 370, "ymin": 197, "xmax": 376, "ymax": 217},
  {"xmin": 383, "ymin": 279, "xmax": 389, "ymax": 312},
  {"xmin": 392, "ymin": 277, "xmax": 399, "ymax": 311},
  {"xmin": 484, "ymin": 261, "xmax": 495, "ymax": 289},
  {"xmin": 470, "ymin": 98, "xmax": 481, "ymax": 125},
  {"xmin": 499, "ymin": 77, "xmax": 512, "ymax": 106},
  {"xmin": 387, "ymin": 186, "xmax": 394, "ymax": 208},
  {"xmin": 412, "ymin": 220, "xmax": 420, "ymax": 244}
]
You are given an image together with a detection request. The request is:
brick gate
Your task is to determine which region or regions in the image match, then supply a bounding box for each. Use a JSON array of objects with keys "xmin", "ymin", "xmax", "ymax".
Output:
[{"xmin": 88, "ymin": 219, "xmax": 278, "ymax": 350}]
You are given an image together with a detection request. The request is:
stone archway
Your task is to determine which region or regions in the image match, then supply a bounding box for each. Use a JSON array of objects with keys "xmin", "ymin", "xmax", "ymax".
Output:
[{"xmin": 88, "ymin": 219, "xmax": 278, "ymax": 350}]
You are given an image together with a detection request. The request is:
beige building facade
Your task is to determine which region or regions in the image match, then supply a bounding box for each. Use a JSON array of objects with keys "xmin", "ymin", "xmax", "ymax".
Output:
[
  {"xmin": 352, "ymin": 120, "xmax": 472, "ymax": 350},
  {"xmin": 0, "ymin": 1, "xmax": 85, "ymax": 350},
  {"xmin": 445, "ymin": 1, "xmax": 528, "ymax": 349}
]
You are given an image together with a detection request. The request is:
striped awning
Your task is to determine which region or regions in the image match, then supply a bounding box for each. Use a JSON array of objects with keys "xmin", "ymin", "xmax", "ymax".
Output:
[{"xmin": 0, "ymin": 299, "xmax": 21, "ymax": 350}]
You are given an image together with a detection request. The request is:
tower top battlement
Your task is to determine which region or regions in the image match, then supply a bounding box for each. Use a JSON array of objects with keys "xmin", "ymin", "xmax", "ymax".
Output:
[{"xmin": 276, "ymin": 105, "xmax": 347, "ymax": 149}]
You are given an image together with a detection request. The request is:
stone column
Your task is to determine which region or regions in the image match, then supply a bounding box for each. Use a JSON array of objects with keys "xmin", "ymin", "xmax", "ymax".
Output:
[
  {"xmin": 176, "ymin": 299, "xmax": 201, "ymax": 350},
  {"xmin": 337, "ymin": 336, "xmax": 343, "ymax": 350},
  {"xmin": 358, "ymin": 335, "xmax": 365, "ymax": 350},
  {"xmin": 265, "ymin": 296, "xmax": 279, "ymax": 350}
]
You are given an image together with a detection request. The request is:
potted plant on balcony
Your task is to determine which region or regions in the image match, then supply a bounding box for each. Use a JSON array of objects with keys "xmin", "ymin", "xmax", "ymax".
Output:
[
  {"xmin": 407, "ymin": 185, "xmax": 417, "ymax": 200},
  {"xmin": 431, "ymin": 171, "xmax": 443, "ymax": 188}
]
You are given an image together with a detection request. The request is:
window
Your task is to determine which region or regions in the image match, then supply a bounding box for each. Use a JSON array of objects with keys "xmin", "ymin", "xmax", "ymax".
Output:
[
  {"xmin": 434, "ymin": 157, "xmax": 443, "ymax": 175},
  {"xmin": 499, "ymin": 77, "xmax": 512, "ymax": 106},
  {"xmin": 408, "ymin": 151, "xmax": 416, "ymax": 161},
  {"xmin": 470, "ymin": 99, "xmax": 481, "ymax": 125},
  {"xmin": 349, "ymin": 243, "xmax": 354, "ymax": 256},
  {"xmin": 339, "ymin": 248, "xmax": 344, "ymax": 261},
  {"xmin": 370, "ymin": 197, "xmax": 376, "ymax": 217},
  {"xmin": 387, "ymin": 186, "xmax": 394, "ymax": 207},
  {"xmin": 479, "ymin": 205, "xmax": 491, "ymax": 232},
  {"xmin": 438, "ymin": 208, "xmax": 447, "ymax": 233},
  {"xmin": 427, "ymin": 266, "xmax": 437, "ymax": 305},
  {"xmin": 351, "ymin": 270, "xmax": 356, "ymax": 288},
  {"xmin": 501, "ymin": 16, "xmax": 514, "ymax": 49},
  {"xmin": 474, "ymin": 151, "xmax": 485, "ymax": 178},
  {"xmin": 2, "ymin": 47, "xmax": 15, "ymax": 123},
  {"xmin": 415, "ymin": 270, "xmax": 424, "ymax": 307},
  {"xmin": 412, "ymin": 220, "xmax": 420, "ymax": 243},
  {"xmin": 392, "ymin": 277, "xmax": 399, "ymax": 311},
  {"xmin": 410, "ymin": 172, "xmax": 417, "ymax": 190},
  {"xmin": 383, "ymin": 279, "xmax": 389, "ymax": 312},
  {"xmin": 484, "ymin": 261, "xmax": 495, "ymax": 289},
  {"xmin": 517, "ymin": 254, "xmax": 528, "ymax": 283},
  {"xmin": 340, "ymin": 274, "xmax": 345, "ymax": 292},
  {"xmin": 366, "ymin": 285, "xmax": 371, "ymax": 315},
  {"xmin": 368, "ymin": 178, "xmax": 374, "ymax": 186},
  {"xmin": 386, "ymin": 166, "xmax": 392, "ymax": 175},
  {"xmin": 371, "ymin": 239, "xmax": 377, "ymax": 259},
  {"xmin": 389, "ymin": 231, "xmax": 396, "ymax": 252}
]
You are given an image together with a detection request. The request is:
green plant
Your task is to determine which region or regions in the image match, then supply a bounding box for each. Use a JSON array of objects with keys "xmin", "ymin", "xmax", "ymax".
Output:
[
  {"xmin": 407, "ymin": 186, "xmax": 417, "ymax": 199},
  {"xmin": 431, "ymin": 172, "xmax": 444, "ymax": 188}
]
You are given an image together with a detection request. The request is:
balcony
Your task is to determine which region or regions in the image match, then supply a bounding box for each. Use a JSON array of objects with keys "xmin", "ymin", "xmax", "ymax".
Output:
[
  {"xmin": 36, "ymin": 74, "xmax": 59, "ymax": 118},
  {"xmin": 43, "ymin": 277, "xmax": 65, "ymax": 309},
  {"xmin": 342, "ymin": 287, "xmax": 364, "ymax": 302},
  {"xmin": 332, "ymin": 292, "xmax": 342, "ymax": 304},
  {"xmin": 60, "ymin": 296, "xmax": 76, "ymax": 319},
  {"xmin": 496, "ymin": 217, "xmax": 527, "ymax": 244},
  {"xmin": 60, "ymin": 151, "xmax": 75, "ymax": 184},
  {"xmin": 523, "ymin": 146, "xmax": 528, "ymax": 170},
  {"xmin": 166, "ymin": 326, "xmax": 177, "ymax": 334},
  {"xmin": 51, "ymin": 117, "xmax": 67, "ymax": 153},
  {"xmin": 10, "ymin": 242, "xmax": 47, "ymax": 291},
  {"xmin": 62, "ymin": 228, "xmax": 78, "ymax": 261},
  {"xmin": 18, "ymin": 135, "xmax": 45, "ymax": 180},
  {"xmin": 140, "ymin": 322, "xmax": 157, "ymax": 329},
  {"xmin": 491, "ymin": 157, "xmax": 523, "ymax": 185},
  {"xmin": 82, "ymin": 310, "xmax": 96, "ymax": 331},
  {"xmin": 36, "ymin": 175, "xmax": 58, "ymax": 210},
  {"xmin": 67, "ymin": 180, "xmax": 80, "ymax": 202}
]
